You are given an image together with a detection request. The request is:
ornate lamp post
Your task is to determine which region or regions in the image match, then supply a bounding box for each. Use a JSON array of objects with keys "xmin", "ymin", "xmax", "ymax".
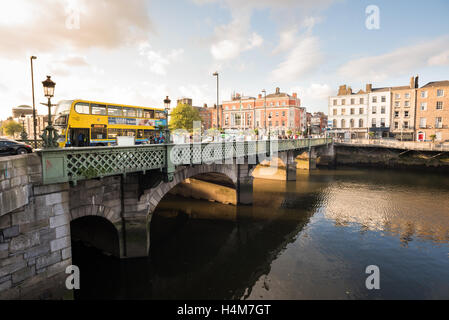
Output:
[
  {"xmin": 163, "ymin": 96, "xmax": 171, "ymax": 143},
  {"xmin": 20, "ymin": 113, "xmax": 28, "ymax": 140},
  {"xmin": 30, "ymin": 56, "xmax": 37, "ymax": 148},
  {"xmin": 213, "ymin": 72, "xmax": 219, "ymax": 130},
  {"xmin": 40, "ymin": 76, "xmax": 59, "ymax": 148},
  {"xmin": 262, "ymin": 89, "xmax": 267, "ymax": 135}
]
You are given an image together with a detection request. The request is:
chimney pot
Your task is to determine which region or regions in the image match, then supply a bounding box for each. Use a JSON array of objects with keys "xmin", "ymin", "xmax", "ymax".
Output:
[{"xmin": 276, "ymin": 87, "xmax": 280, "ymax": 94}]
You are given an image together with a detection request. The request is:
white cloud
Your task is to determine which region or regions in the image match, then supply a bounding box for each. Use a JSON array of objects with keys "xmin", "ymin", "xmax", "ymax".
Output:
[
  {"xmin": 338, "ymin": 36, "xmax": 449, "ymax": 81},
  {"xmin": 291, "ymin": 83, "xmax": 333, "ymax": 101},
  {"xmin": 139, "ymin": 42, "xmax": 184, "ymax": 75},
  {"xmin": 271, "ymin": 36, "xmax": 323, "ymax": 81}
]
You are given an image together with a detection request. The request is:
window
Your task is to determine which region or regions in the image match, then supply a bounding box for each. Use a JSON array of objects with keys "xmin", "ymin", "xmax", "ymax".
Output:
[
  {"xmin": 276, "ymin": 102, "xmax": 279, "ymax": 107},
  {"xmin": 75, "ymin": 102, "xmax": 90, "ymax": 114},
  {"xmin": 421, "ymin": 91, "xmax": 427, "ymax": 98},
  {"xmin": 341, "ymin": 99, "xmax": 346, "ymax": 105},
  {"xmin": 341, "ymin": 108, "xmax": 346, "ymax": 115},
  {"xmin": 380, "ymin": 118, "xmax": 385, "ymax": 127},
  {"xmin": 333, "ymin": 109, "xmax": 337, "ymax": 116},
  {"xmin": 282, "ymin": 121, "xmax": 285, "ymax": 126},
  {"xmin": 381, "ymin": 106, "xmax": 385, "ymax": 114},
  {"xmin": 436, "ymin": 117, "xmax": 443, "ymax": 128},
  {"xmin": 395, "ymin": 94, "xmax": 400, "ymax": 99},
  {"xmin": 235, "ymin": 114, "xmax": 241, "ymax": 126},
  {"xmin": 372, "ymin": 106, "xmax": 377, "ymax": 114},
  {"xmin": 403, "ymin": 122, "xmax": 409, "ymax": 129},
  {"xmin": 275, "ymin": 112, "xmax": 279, "ymax": 117},
  {"xmin": 333, "ymin": 119, "xmax": 337, "ymax": 128},
  {"xmin": 155, "ymin": 111, "xmax": 166, "ymax": 119},
  {"xmin": 419, "ymin": 118, "xmax": 426, "ymax": 128},
  {"xmin": 372, "ymin": 97, "xmax": 377, "ymax": 103},
  {"xmin": 381, "ymin": 96, "xmax": 386, "ymax": 103},
  {"xmin": 123, "ymin": 107, "xmax": 137, "ymax": 117},
  {"xmin": 123, "ymin": 129, "xmax": 136, "ymax": 136},
  {"xmin": 351, "ymin": 98, "xmax": 355, "ymax": 105},
  {"xmin": 360, "ymin": 98, "xmax": 364, "ymax": 104},
  {"xmin": 404, "ymin": 111, "xmax": 409, "ymax": 118},
  {"xmin": 225, "ymin": 115, "xmax": 229, "ymax": 125},
  {"xmin": 371, "ymin": 118, "xmax": 376, "ymax": 127},
  {"xmin": 91, "ymin": 125, "xmax": 107, "ymax": 139},
  {"xmin": 394, "ymin": 122, "xmax": 399, "ymax": 129},
  {"xmin": 108, "ymin": 105, "xmax": 122, "ymax": 116},
  {"xmin": 359, "ymin": 119, "xmax": 363, "ymax": 127},
  {"xmin": 436, "ymin": 101, "xmax": 443, "ymax": 110},
  {"xmin": 350, "ymin": 119, "xmax": 355, "ymax": 128},
  {"xmin": 394, "ymin": 111, "xmax": 399, "ymax": 118},
  {"xmin": 359, "ymin": 108, "xmax": 364, "ymax": 114},
  {"xmin": 108, "ymin": 128, "xmax": 122, "ymax": 139},
  {"xmin": 395, "ymin": 101, "xmax": 400, "ymax": 107},
  {"xmin": 282, "ymin": 111, "xmax": 285, "ymax": 116},
  {"xmin": 333, "ymin": 99, "xmax": 337, "ymax": 106},
  {"xmin": 341, "ymin": 119, "xmax": 346, "ymax": 128},
  {"xmin": 350, "ymin": 108, "xmax": 355, "ymax": 115},
  {"xmin": 437, "ymin": 89, "xmax": 444, "ymax": 97},
  {"xmin": 404, "ymin": 101, "xmax": 410, "ymax": 107},
  {"xmin": 405, "ymin": 93, "xmax": 410, "ymax": 99},
  {"xmin": 420, "ymin": 103, "xmax": 427, "ymax": 111},
  {"xmin": 137, "ymin": 129, "xmax": 144, "ymax": 139},
  {"xmin": 136, "ymin": 109, "xmax": 143, "ymax": 118},
  {"xmin": 91, "ymin": 104, "xmax": 107, "ymax": 115},
  {"xmin": 275, "ymin": 121, "xmax": 279, "ymax": 126},
  {"xmin": 143, "ymin": 109, "xmax": 154, "ymax": 118}
]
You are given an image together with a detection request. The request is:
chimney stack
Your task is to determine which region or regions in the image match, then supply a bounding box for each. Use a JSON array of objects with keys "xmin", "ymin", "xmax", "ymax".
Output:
[
  {"xmin": 410, "ymin": 76, "xmax": 415, "ymax": 89},
  {"xmin": 275, "ymin": 87, "xmax": 280, "ymax": 94},
  {"xmin": 292, "ymin": 92, "xmax": 297, "ymax": 98},
  {"xmin": 258, "ymin": 94, "xmax": 262, "ymax": 99},
  {"xmin": 338, "ymin": 85, "xmax": 347, "ymax": 96},
  {"xmin": 366, "ymin": 84, "xmax": 372, "ymax": 93},
  {"xmin": 415, "ymin": 75, "xmax": 419, "ymax": 88}
]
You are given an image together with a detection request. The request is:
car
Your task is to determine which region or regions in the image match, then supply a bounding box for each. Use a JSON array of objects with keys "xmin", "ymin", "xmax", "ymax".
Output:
[{"xmin": 0, "ymin": 139, "xmax": 34, "ymax": 156}]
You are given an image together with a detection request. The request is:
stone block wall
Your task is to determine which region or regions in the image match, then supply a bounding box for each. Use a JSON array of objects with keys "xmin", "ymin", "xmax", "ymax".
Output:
[{"xmin": 0, "ymin": 154, "xmax": 72, "ymax": 299}]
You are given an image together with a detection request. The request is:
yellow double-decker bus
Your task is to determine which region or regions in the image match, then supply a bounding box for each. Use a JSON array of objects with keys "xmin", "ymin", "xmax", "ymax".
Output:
[{"xmin": 53, "ymin": 99, "xmax": 168, "ymax": 147}]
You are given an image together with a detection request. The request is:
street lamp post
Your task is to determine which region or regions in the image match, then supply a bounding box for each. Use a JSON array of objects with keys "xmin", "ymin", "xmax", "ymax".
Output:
[
  {"xmin": 20, "ymin": 113, "xmax": 28, "ymax": 140},
  {"xmin": 40, "ymin": 76, "xmax": 59, "ymax": 148},
  {"xmin": 30, "ymin": 56, "xmax": 37, "ymax": 148},
  {"xmin": 213, "ymin": 72, "xmax": 219, "ymax": 130},
  {"xmin": 163, "ymin": 96, "xmax": 171, "ymax": 143},
  {"xmin": 262, "ymin": 89, "xmax": 267, "ymax": 135}
]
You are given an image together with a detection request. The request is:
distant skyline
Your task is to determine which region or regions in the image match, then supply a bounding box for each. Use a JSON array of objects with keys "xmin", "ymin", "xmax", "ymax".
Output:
[{"xmin": 0, "ymin": 0, "xmax": 448, "ymax": 120}]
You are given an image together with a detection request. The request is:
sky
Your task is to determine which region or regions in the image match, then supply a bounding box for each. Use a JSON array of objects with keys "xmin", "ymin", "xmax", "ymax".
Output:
[{"xmin": 0, "ymin": 0, "xmax": 449, "ymax": 120}]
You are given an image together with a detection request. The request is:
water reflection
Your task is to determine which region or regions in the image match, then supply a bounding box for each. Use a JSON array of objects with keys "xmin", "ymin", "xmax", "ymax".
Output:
[{"xmin": 73, "ymin": 168, "xmax": 449, "ymax": 300}]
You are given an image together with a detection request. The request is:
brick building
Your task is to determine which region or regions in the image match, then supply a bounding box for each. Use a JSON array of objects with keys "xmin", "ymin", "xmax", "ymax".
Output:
[
  {"xmin": 176, "ymin": 97, "xmax": 214, "ymax": 130},
  {"xmin": 390, "ymin": 76, "xmax": 419, "ymax": 141},
  {"xmin": 220, "ymin": 88, "xmax": 306, "ymax": 134},
  {"xmin": 416, "ymin": 81, "xmax": 449, "ymax": 142}
]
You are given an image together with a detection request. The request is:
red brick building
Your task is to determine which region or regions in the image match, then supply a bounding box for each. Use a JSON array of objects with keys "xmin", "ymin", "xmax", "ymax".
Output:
[{"xmin": 219, "ymin": 87, "xmax": 306, "ymax": 134}]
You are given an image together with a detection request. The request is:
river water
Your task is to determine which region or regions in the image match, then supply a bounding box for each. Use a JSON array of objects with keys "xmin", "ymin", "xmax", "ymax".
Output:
[{"xmin": 73, "ymin": 168, "xmax": 449, "ymax": 300}]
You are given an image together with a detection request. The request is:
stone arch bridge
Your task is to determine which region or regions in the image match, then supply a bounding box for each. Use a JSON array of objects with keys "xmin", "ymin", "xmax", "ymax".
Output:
[{"xmin": 0, "ymin": 138, "xmax": 333, "ymax": 298}]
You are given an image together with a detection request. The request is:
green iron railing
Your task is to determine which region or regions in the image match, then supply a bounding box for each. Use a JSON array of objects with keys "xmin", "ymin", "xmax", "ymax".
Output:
[{"xmin": 38, "ymin": 138, "xmax": 332, "ymax": 185}]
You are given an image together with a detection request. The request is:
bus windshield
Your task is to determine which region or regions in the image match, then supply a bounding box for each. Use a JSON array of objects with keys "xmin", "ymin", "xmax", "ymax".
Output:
[{"xmin": 54, "ymin": 100, "xmax": 72, "ymax": 126}]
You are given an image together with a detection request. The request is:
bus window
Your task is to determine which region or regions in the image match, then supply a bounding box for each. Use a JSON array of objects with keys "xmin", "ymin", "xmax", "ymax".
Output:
[
  {"xmin": 108, "ymin": 105, "xmax": 122, "ymax": 116},
  {"xmin": 75, "ymin": 102, "xmax": 90, "ymax": 114},
  {"xmin": 144, "ymin": 109, "xmax": 154, "ymax": 118},
  {"xmin": 155, "ymin": 110, "xmax": 166, "ymax": 119},
  {"xmin": 137, "ymin": 129, "xmax": 144, "ymax": 138},
  {"xmin": 91, "ymin": 125, "xmax": 107, "ymax": 139},
  {"xmin": 91, "ymin": 104, "xmax": 107, "ymax": 115},
  {"xmin": 136, "ymin": 109, "xmax": 143, "ymax": 118},
  {"xmin": 123, "ymin": 129, "xmax": 136, "ymax": 136},
  {"xmin": 108, "ymin": 128, "xmax": 122, "ymax": 139},
  {"xmin": 143, "ymin": 130, "xmax": 153, "ymax": 138},
  {"xmin": 123, "ymin": 107, "xmax": 137, "ymax": 117}
]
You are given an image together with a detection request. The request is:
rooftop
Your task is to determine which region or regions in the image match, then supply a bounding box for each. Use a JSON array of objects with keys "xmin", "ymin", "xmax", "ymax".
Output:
[{"xmin": 421, "ymin": 81, "xmax": 449, "ymax": 88}]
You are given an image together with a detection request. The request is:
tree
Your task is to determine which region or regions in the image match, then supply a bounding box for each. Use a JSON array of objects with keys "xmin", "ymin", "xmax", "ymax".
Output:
[
  {"xmin": 430, "ymin": 134, "xmax": 437, "ymax": 143},
  {"xmin": 169, "ymin": 103, "xmax": 202, "ymax": 132},
  {"xmin": 2, "ymin": 120, "xmax": 23, "ymax": 138}
]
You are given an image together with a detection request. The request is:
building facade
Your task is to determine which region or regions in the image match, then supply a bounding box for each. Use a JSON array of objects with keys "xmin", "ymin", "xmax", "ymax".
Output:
[
  {"xmin": 416, "ymin": 81, "xmax": 449, "ymax": 142},
  {"xmin": 221, "ymin": 88, "xmax": 306, "ymax": 134},
  {"xmin": 390, "ymin": 76, "xmax": 419, "ymax": 141},
  {"xmin": 328, "ymin": 85, "xmax": 369, "ymax": 139},
  {"xmin": 367, "ymin": 86, "xmax": 391, "ymax": 138}
]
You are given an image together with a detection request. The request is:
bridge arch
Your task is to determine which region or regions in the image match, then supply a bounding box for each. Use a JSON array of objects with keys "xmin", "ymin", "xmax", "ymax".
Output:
[{"xmin": 70, "ymin": 215, "xmax": 121, "ymax": 258}]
